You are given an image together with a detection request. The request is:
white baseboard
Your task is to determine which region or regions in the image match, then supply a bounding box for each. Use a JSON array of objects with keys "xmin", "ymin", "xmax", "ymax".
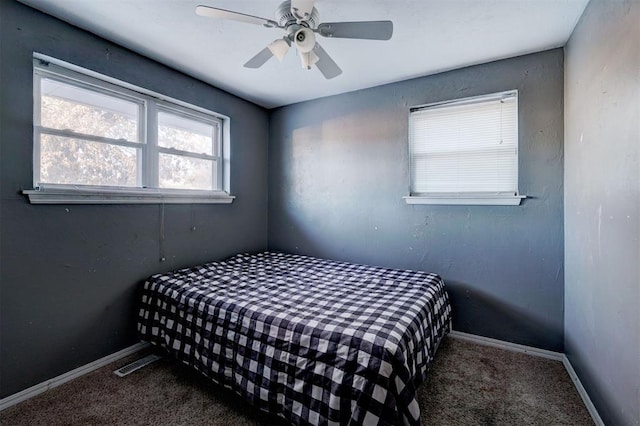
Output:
[
  {"xmin": 561, "ymin": 355, "xmax": 605, "ymax": 426},
  {"xmin": 0, "ymin": 342, "xmax": 149, "ymax": 412},
  {"xmin": 448, "ymin": 330, "xmax": 564, "ymax": 361},
  {"xmin": 448, "ymin": 330, "xmax": 602, "ymax": 426}
]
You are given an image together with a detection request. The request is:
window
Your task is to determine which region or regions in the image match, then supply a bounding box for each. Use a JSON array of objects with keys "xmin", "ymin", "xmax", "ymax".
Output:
[
  {"xmin": 156, "ymin": 106, "xmax": 221, "ymax": 191},
  {"xmin": 25, "ymin": 54, "xmax": 233, "ymax": 204},
  {"xmin": 405, "ymin": 90, "xmax": 524, "ymax": 205}
]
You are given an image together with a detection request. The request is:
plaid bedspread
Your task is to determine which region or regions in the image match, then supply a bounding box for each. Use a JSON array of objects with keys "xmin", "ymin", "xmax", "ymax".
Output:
[{"xmin": 138, "ymin": 252, "xmax": 451, "ymax": 425}]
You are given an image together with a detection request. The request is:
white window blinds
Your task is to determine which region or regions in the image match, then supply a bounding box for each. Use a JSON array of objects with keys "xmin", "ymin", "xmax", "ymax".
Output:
[{"xmin": 409, "ymin": 91, "xmax": 518, "ymax": 196}]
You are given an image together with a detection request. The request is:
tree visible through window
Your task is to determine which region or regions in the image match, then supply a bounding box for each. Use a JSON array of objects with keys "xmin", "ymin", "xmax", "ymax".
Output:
[
  {"xmin": 38, "ymin": 77, "xmax": 141, "ymax": 187},
  {"xmin": 157, "ymin": 109, "xmax": 219, "ymax": 191}
]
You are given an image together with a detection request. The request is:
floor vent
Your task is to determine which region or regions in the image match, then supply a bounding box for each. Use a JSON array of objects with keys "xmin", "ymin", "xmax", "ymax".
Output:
[{"xmin": 113, "ymin": 354, "xmax": 162, "ymax": 377}]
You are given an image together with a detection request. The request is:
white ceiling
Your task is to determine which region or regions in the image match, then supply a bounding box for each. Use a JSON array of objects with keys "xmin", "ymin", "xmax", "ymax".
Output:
[{"xmin": 18, "ymin": 0, "xmax": 588, "ymax": 109}]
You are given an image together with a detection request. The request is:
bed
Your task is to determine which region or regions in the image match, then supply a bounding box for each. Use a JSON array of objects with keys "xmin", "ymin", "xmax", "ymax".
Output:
[{"xmin": 138, "ymin": 251, "xmax": 451, "ymax": 425}]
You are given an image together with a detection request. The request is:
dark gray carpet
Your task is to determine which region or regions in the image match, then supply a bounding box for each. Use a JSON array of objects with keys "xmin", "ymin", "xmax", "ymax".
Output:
[{"xmin": 1, "ymin": 337, "xmax": 593, "ymax": 425}]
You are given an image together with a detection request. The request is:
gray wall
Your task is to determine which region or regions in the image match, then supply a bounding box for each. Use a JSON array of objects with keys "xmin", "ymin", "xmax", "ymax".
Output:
[
  {"xmin": 564, "ymin": 1, "xmax": 640, "ymax": 425},
  {"xmin": 269, "ymin": 49, "xmax": 565, "ymax": 351},
  {"xmin": 0, "ymin": 0, "xmax": 269, "ymax": 398}
]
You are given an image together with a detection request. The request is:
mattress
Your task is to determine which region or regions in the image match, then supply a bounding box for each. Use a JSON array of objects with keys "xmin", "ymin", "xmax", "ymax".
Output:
[{"xmin": 138, "ymin": 251, "xmax": 451, "ymax": 425}]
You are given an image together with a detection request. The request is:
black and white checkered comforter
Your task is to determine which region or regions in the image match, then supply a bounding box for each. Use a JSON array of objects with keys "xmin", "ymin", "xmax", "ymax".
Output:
[{"xmin": 138, "ymin": 252, "xmax": 451, "ymax": 425}]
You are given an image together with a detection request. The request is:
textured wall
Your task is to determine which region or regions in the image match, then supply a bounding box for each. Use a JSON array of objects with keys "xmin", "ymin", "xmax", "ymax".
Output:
[
  {"xmin": 269, "ymin": 49, "xmax": 565, "ymax": 351},
  {"xmin": 0, "ymin": 0, "xmax": 268, "ymax": 397},
  {"xmin": 564, "ymin": 1, "xmax": 640, "ymax": 424}
]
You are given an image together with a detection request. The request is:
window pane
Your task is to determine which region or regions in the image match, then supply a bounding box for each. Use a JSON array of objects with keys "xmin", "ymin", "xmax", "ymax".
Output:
[
  {"xmin": 159, "ymin": 153, "xmax": 215, "ymax": 190},
  {"xmin": 40, "ymin": 134, "xmax": 138, "ymax": 186},
  {"xmin": 158, "ymin": 111, "xmax": 215, "ymax": 155},
  {"xmin": 40, "ymin": 78, "xmax": 140, "ymax": 141}
]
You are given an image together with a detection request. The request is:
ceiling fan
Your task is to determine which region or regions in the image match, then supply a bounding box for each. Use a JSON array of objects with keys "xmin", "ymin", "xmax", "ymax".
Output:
[{"xmin": 195, "ymin": 0, "xmax": 393, "ymax": 79}]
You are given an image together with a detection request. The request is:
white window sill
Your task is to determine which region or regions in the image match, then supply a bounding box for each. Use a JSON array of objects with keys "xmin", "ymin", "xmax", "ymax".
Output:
[
  {"xmin": 404, "ymin": 194, "xmax": 525, "ymax": 206},
  {"xmin": 23, "ymin": 186, "xmax": 235, "ymax": 205}
]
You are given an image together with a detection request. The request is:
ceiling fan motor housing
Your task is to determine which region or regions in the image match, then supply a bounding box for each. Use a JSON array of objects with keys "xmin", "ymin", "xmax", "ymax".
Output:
[{"xmin": 276, "ymin": 0, "xmax": 319, "ymax": 28}]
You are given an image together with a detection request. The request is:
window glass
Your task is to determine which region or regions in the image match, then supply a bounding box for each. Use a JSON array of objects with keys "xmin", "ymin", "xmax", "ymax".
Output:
[
  {"xmin": 159, "ymin": 154, "xmax": 215, "ymax": 191},
  {"xmin": 40, "ymin": 78, "xmax": 140, "ymax": 142},
  {"xmin": 158, "ymin": 110, "xmax": 216, "ymax": 155},
  {"xmin": 40, "ymin": 134, "xmax": 138, "ymax": 186}
]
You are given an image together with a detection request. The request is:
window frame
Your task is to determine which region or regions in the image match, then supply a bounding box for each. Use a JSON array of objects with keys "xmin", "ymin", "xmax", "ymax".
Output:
[
  {"xmin": 24, "ymin": 54, "xmax": 233, "ymax": 205},
  {"xmin": 404, "ymin": 90, "xmax": 525, "ymax": 206}
]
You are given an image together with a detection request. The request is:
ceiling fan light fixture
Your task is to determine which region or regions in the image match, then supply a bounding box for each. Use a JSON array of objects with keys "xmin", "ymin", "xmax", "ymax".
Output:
[
  {"xmin": 294, "ymin": 27, "xmax": 316, "ymax": 53},
  {"xmin": 299, "ymin": 50, "xmax": 319, "ymax": 70},
  {"xmin": 268, "ymin": 38, "xmax": 290, "ymax": 62}
]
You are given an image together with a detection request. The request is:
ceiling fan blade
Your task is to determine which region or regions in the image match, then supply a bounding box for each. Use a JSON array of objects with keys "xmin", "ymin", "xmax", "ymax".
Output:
[
  {"xmin": 290, "ymin": 0, "xmax": 315, "ymax": 20},
  {"xmin": 196, "ymin": 5, "xmax": 279, "ymax": 28},
  {"xmin": 244, "ymin": 47, "xmax": 274, "ymax": 68},
  {"xmin": 313, "ymin": 43, "xmax": 342, "ymax": 79},
  {"xmin": 317, "ymin": 21, "xmax": 393, "ymax": 40}
]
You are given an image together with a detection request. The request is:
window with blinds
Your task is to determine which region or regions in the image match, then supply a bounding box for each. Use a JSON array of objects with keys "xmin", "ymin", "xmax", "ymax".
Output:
[{"xmin": 407, "ymin": 90, "xmax": 522, "ymax": 205}]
